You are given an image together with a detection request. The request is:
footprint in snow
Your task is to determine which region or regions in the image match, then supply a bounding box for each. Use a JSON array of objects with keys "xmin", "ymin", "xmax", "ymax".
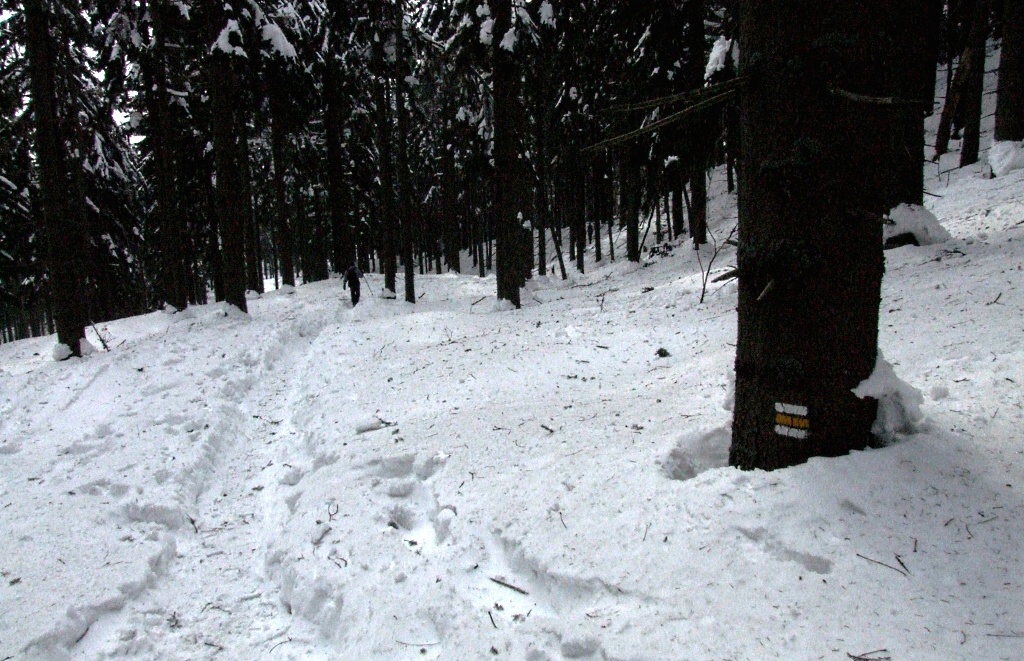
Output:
[{"xmin": 360, "ymin": 451, "xmax": 454, "ymax": 552}]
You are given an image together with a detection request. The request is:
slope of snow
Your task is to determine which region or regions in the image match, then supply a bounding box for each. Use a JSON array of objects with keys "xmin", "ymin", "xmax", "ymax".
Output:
[{"xmin": 2, "ymin": 53, "xmax": 1023, "ymax": 661}]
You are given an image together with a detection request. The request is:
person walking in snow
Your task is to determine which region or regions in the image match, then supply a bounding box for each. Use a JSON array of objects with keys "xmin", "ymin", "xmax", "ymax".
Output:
[{"xmin": 343, "ymin": 264, "xmax": 362, "ymax": 306}]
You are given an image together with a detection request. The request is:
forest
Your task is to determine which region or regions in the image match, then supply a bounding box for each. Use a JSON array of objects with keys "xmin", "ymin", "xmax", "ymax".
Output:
[
  {"xmin": 1, "ymin": 0, "xmax": 1011, "ymax": 335},
  {"xmin": 2, "ymin": 1, "xmax": 1024, "ymax": 658},
  {"xmin": 5, "ymin": 0, "xmax": 1024, "ymax": 472}
]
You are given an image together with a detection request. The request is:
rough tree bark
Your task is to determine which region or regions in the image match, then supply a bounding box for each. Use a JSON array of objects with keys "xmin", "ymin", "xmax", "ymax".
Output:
[
  {"xmin": 395, "ymin": 2, "xmax": 416, "ymax": 303},
  {"xmin": 685, "ymin": 0, "xmax": 708, "ymax": 247},
  {"xmin": 621, "ymin": 144, "xmax": 642, "ymax": 262},
  {"xmin": 370, "ymin": 1, "xmax": 398, "ymax": 297},
  {"xmin": 730, "ymin": 0, "xmax": 911, "ymax": 470},
  {"xmin": 492, "ymin": 0, "xmax": 523, "ymax": 307},
  {"xmin": 960, "ymin": 0, "xmax": 991, "ymax": 166},
  {"xmin": 240, "ymin": 117, "xmax": 263, "ymax": 295},
  {"xmin": 269, "ymin": 81, "xmax": 296, "ymax": 287},
  {"xmin": 323, "ymin": 66, "xmax": 352, "ymax": 273},
  {"xmin": 24, "ymin": 0, "xmax": 88, "ymax": 354},
  {"xmin": 995, "ymin": 0, "xmax": 1024, "ymax": 141},
  {"xmin": 207, "ymin": 29, "xmax": 249, "ymax": 312},
  {"xmin": 143, "ymin": 0, "xmax": 189, "ymax": 310}
]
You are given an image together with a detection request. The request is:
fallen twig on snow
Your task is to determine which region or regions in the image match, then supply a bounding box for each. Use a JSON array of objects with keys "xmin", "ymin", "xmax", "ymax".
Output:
[
  {"xmin": 397, "ymin": 639, "xmax": 441, "ymax": 646},
  {"xmin": 856, "ymin": 553, "xmax": 908, "ymax": 576},
  {"xmin": 268, "ymin": 637, "xmax": 293, "ymax": 653},
  {"xmin": 489, "ymin": 577, "xmax": 529, "ymax": 595},
  {"xmin": 847, "ymin": 649, "xmax": 891, "ymax": 661}
]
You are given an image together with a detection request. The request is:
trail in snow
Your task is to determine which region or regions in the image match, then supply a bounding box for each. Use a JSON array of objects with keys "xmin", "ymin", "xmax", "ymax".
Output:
[
  {"xmin": 73, "ymin": 307, "xmax": 331, "ymax": 659},
  {"xmin": 1, "ymin": 286, "xmax": 362, "ymax": 660}
]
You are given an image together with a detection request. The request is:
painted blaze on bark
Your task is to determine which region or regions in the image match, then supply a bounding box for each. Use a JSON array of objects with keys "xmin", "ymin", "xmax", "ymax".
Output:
[{"xmin": 729, "ymin": 1, "xmax": 906, "ymax": 470}]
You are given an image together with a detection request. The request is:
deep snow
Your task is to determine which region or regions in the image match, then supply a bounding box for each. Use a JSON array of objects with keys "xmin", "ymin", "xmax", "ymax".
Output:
[{"xmin": 3, "ymin": 63, "xmax": 1024, "ymax": 661}]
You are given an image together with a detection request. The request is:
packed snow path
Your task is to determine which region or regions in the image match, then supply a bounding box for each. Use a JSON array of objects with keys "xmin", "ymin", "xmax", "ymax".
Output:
[
  {"xmin": 68, "ymin": 290, "xmax": 343, "ymax": 659},
  {"xmin": 0, "ymin": 286, "xmax": 351, "ymax": 659}
]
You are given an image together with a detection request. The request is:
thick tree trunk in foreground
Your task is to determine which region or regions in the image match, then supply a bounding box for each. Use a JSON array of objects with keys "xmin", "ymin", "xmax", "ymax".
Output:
[
  {"xmin": 996, "ymin": 0, "xmax": 1024, "ymax": 141},
  {"xmin": 25, "ymin": 0, "xmax": 87, "ymax": 353},
  {"xmin": 730, "ymin": 0, "xmax": 901, "ymax": 470}
]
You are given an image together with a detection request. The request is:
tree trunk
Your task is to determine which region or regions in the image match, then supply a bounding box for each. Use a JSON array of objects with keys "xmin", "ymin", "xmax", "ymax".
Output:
[
  {"xmin": 269, "ymin": 84, "xmax": 296, "ymax": 287},
  {"xmin": 240, "ymin": 116, "xmax": 263, "ymax": 295},
  {"xmin": 686, "ymin": 0, "xmax": 709, "ymax": 247},
  {"xmin": 655, "ymin": 200, "xmax": 663, "ymax": 244},
  {"xmin": 688, "ymin": 173, "xmax": 708, "ymax": 247},
  {"xmin": 961, "ymin": 0, "xmax": 991, "ymax": 166},
  {"xmin": 395, "ymin": 4, "xmax": 416, "ymax": 304},
  {"xmin": 535, "ymin": 179, "xmax": 547, "ymax": 275},
  {"xmin": 371, "ymin": 2, "xmax": 398, "ymax": 296},
  {"xmin": 441, "ymin": 145, "xmax": 461, "ymax": 273},
  {"xmin": 621, "ymin": 145, "xmax": 642, "ymax": 262},
  {"xmin": 671, "ymin": 172, "xmax": 686, "ymax": 238},
  {"xmin": 570, "ymin": 157, "xmax": 586, "ymax": 273},
  {"xmin": 492, "ymin": 0, "xmax": 523, "ymax": 307},
  {"xmin": 924, "ymin": 0, "xmax": 945, "ymax": 113},
  {"xmin": 324, "ymin": 67, "xmax": 352, "ymax": 272},
  {"xmin": 884, "ymin": 1, "xmax": 933, "ymax": 206},
  {"xmin": 731, "ymin": 0, "xmax": 903, "ymax": 470},
  {"xmin": 591, "ymin": 159, "xmax": 604, "ymax": 263},
  {"xmin": 144, "ymin": 1, "xmax": 188, "ymax": 310},
  {"xmin": 204, "ymin": 159, "xmax": 225, "ymax": 302},
  {"xmin": 24, "ymin": 0, "xmax": 87, "ymax": 353},
  {"xmin": 935, "ymin": 49, "xmax": 974, "ymax": 158},
  {"xmin": 208, "ymin": 51, "xmax": 248, "ymax": 312},
  {"xmin": 549, "ymin": 224, "xmax": 568, "ymax": 281},
  {"xmin": 996, "ymin": 0, "xmax": 1024, "ymax": 141}
]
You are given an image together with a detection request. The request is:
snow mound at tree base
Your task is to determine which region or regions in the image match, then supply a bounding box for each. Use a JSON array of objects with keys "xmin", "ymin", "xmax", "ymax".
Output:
[
  {"xmin": 884, "ymin": 204, "xmax": 951, "ymax": 248},
  {"xmin": 989, "ymin": 140, "xmax": 1024, "ymax": 177},
  {"xmin": 663, "ymin": 425, "xmax": 731, "ymax": 480},
  {"xmin": 852, "ymin": 351, "xmax": 925, "ymax": 444}
]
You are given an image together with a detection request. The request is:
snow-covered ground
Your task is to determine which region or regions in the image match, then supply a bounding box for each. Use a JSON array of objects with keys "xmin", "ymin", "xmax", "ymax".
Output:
[{"xmin": 3, "ymin": 62, "xmax": 1024, "ymax": 661}]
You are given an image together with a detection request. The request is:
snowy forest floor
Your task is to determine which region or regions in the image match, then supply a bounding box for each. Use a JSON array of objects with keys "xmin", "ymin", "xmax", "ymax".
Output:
[
  {"xmin": 3, "ymin": 48, "xmax": 1024, "ymax": 659},
  {"xmin": 1, "ymin": 149, "xmax": 1023, "ymax": 660}
]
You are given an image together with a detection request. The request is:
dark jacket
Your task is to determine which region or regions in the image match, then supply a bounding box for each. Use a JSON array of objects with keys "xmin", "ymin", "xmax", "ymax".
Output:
[{"xmin": 343, "ymin": 266, "xmax": 362, "ymax": 290}]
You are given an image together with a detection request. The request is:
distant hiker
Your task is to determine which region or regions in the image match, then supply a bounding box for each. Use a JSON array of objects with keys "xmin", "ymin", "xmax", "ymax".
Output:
[{"xmin": 343, "ymin": 264, "xmax": 362, "ymax": 306}]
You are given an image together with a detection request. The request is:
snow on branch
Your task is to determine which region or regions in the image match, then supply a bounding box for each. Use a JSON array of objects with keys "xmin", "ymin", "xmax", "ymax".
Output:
[
  {"xmin": 262, "ymin": 21, "xmax": 296, "ymax": 59},
  {"xmin": 704, "ymin": 36, "xmax": 731, "ymax": 81},
  {"xmin": 212, "ymin": 19, "xmax": 246, "ymax": 57}
]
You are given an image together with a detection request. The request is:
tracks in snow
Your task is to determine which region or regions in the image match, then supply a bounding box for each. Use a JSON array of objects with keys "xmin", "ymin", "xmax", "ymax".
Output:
[{"xmin": 71, "ymin": 312, "xmax": 339, "ymax": 660}]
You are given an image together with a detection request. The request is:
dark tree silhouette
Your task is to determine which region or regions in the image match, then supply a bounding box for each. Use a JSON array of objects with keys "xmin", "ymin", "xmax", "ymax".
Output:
[{"xmin": 730, "ymin": 0, "xmax": 925, "ymax": 469}]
